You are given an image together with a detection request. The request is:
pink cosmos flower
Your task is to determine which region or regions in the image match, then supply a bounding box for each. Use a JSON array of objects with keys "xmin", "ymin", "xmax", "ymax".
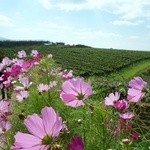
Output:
[
  {"xmin": 0, "ymin": 63, "xmax": 4, "ymax": 71},
  {"xmin": 11, "ymin": 65, "xmax": 21, "ymax": 77},
  {"xmin": 104, "ymin": 92, "xmax": 120, "ymax": 106},
  {"xmin": 67, "ymin": 136, "xmax": 84, "ymax": 150},
  {"xmin": 0, "ymin": 101, "xmax": 10, "ymax": 114},
  {"xmin": 16, "ymin": 91, "xmax": 29, "ymax": 102},
  {"xmin": 22, "ymin": 60, "xmax": 34, "ymax": 70},
  {"xmin": 127, "ymin": 77, "xmax": 147, "ymax": 102},
  {"xmin": 0, "ymin": 121, "xmax": 11, "ymax": 135},
  {"xmin": 37, "ymin": 84, "xmax": 50, "ymax": 93},
  {"xmin": 0, "ymin": 100, "xmax": 10, "ymax": 121},
  {"xmin": 60, "ymin": 77, "xmax": 92, "ymax": 107},
  {"xmin": 49, "ymin": 81, "xmax": 57, "ymax": 88},
  {"xmin": 61, "ymin": 122, "xmax": 68, "ymax": 133},
  {"xmin": 62, "ymin": 70, "xmax": 73, "ymax": 80},
  {"xmin": 19, "ymin": 76, "xmax": 31, "ymax": 89},
  {"xmin": 2, "ymin": 57, "xmax": 12, "ymax": 66},
  {"xmin": 33, "ymin": 53, "xmax": 43, "ymax": 61},
  {"xmin": 58, "ymin": 69, "xmax": 73, "ymax": 80},
  {"xmin": 30, "ymin": 49, "xmax": 38, "ymax": 57},
  {"xmin": 3, "ymin": 79, "xmax": 11, "ymax": 88},
  {"xmin": 11, "ymin": 107, "xmax": 63, "ymax": 149},
  {"xmin": 17, "ymin": 50, "xmax": 27, "ymax": 58},
  {"xmin": 2, "ymin": 75, "xmax": 13, "ymax": 88},
  {"xmin": 14, "ymin": 86, "xmax": 25, "ymax": 93},
  {"xmin": 114, "ymin": 100, "xmax": 129, "ymax": 110},
  {"xmin": 119, "ymin": 112, "xmax": 134, "ymax": 120},
  {"xmin": 12, "ymin": 58, "xmax": 24, "ymax": 67}
]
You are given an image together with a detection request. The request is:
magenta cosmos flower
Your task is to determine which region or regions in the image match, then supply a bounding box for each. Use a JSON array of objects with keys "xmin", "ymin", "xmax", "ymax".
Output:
[
  {"xmin": 67, "ymin": 136, "xmax": 84, "ymax": 150},
  {"xmin": 11, "ymin": 107, "xmax": 63, "ymax": 150},
  {"xmin": 104, "ymin": 92, "xmax": 120, "ymax": 106},
  {"xmin": 11, "ymin": 65, "xmax": 22, "ymax": 77},
  {"xmin": 114, "ymin": 100, "xmax": 129, "ymax": 110},
  {"xmin": 60, "ymin": 77, "xmax": 92, "ymax": 107},
  {"xmin": 127, "ymin": 77, "xmax": 147, "ymax": 102}
]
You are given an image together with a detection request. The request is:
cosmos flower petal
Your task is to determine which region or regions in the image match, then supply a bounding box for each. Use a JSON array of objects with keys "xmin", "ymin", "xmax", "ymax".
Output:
[
  {"xmin": 24, "ymin": 114, "xmax": 46, "ymax": 139},
  {"xmin": 13, "ymin": 132, "xmax": 41, "ymax": 148},
  {"xmin": 129, "ymin": 77, "xmax": 147, "ymax": 90},
  {"xmin": 51, "ymin": 117, "xmax": 62, "ymax": 137},
  {"xmin": 62, "ymin": 81, "xmax": 77, "ymax": 95},
  {"xmin": 41, "ymin": 107, "xmax": 57, "ymax": 136},
  {"xmin": 66, "ymin": 100, "xmax": 85, "ymax": 107},
  {"xmin": 127, "ymin": 88, "xmax": 144, "ymax": 102},
  {"xmin": 60, "ymin": 93, "xmax": 76, "ymax": 103}
]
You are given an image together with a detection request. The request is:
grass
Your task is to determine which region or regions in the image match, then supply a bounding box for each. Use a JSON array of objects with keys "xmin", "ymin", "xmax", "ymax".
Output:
[{"xmin": 108, "ymin": 60, "xmax": 150, "ymax": 80}]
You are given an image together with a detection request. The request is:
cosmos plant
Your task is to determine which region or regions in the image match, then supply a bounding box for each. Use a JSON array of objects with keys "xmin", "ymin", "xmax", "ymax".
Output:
[{"xmin": 11, "ymin": 107, "xmax": 63, "ymax": 149}]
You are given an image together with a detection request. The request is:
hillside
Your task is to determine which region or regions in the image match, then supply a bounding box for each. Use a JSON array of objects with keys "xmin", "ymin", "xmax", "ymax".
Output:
[{"xmin": 1, "ymin": 42, "xmax": 150, "ymax": 76}]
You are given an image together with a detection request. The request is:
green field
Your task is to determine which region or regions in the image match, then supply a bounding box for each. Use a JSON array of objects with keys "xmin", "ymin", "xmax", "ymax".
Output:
[{"xmin": 1, "ymin": 43, "xmax": 150, "ymax": 77}]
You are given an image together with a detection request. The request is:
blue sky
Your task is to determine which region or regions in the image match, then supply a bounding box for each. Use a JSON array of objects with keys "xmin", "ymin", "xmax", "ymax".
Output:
[{"xmin": 0, "ymin": 0, "xmax": 150, "ymax": 50}]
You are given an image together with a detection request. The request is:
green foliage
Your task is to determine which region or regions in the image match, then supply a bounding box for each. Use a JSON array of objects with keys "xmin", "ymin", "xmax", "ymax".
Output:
[{"xmin": 1, "ymin": 54, "xmax": 149, "ymax": 149}]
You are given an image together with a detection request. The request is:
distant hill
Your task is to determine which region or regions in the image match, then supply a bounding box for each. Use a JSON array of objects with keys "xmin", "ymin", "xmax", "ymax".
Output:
[{"xmin": 0, "ymin": 37, "xmax": 9, "ymax": 41}]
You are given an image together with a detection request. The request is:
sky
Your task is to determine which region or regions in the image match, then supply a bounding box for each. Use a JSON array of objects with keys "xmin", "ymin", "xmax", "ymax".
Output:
[{"xmin": 0, "ymin": 0, "xmax": 150, "ymax": 50}]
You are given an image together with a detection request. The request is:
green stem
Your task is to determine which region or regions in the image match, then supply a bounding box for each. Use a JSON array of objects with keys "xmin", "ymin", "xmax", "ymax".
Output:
[
  {"xmin": 46, "ymin": 66, "xmax": 51, "ymax": 105},
  {"xmin": 83, "ymin": 105, "xmax": 86, "ymax": 149},
  {"xmin": 0, "ymin": 146, "xmax": 5, "ymax": 150}
]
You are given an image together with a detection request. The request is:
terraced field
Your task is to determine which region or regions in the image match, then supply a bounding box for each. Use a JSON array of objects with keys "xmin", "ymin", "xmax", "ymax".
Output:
[{"xmin": 1, "ymin": 44, "xmax": 150, "ymax": 76}]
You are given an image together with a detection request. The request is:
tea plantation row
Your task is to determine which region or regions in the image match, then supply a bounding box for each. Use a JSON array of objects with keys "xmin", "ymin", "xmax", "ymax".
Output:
[{"xmin": 1, "ymin": 44, "xmax": 150, "ymax": 76}]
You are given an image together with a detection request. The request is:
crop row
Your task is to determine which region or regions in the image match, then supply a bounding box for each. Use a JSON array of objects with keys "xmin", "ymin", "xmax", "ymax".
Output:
[{"xmin": 1, "ymin": 45, "xmax": 150, "ymax": 76}]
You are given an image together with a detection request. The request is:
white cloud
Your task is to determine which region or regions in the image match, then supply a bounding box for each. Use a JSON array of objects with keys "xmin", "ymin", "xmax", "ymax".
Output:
[
  {"xmin": 0, "ymin": 14, "xmax": 13, "ymax": 27},
  {"xmin": 113, "ymin": 0, "xmax": 150, "ymax": 20},
  {"xmin": 52, "ymin": 0, "xmax": 110, "ymax": 11},
  {"xmin": 38, "ymin": 0, "xmax": 52, "ymax": 9},
  {"xmin": 111, "ymin": 20, "xmax": 144, "ymax": 26},
  {"xmin": 37, "ymin": 0, "xmax": 150, "ymax": 20}
]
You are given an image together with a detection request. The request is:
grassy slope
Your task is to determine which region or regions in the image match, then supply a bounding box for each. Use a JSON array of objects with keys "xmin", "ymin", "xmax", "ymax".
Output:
[{"xmin": 108, "ymin": 60, "xmax": 150, "ymax": 80}]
